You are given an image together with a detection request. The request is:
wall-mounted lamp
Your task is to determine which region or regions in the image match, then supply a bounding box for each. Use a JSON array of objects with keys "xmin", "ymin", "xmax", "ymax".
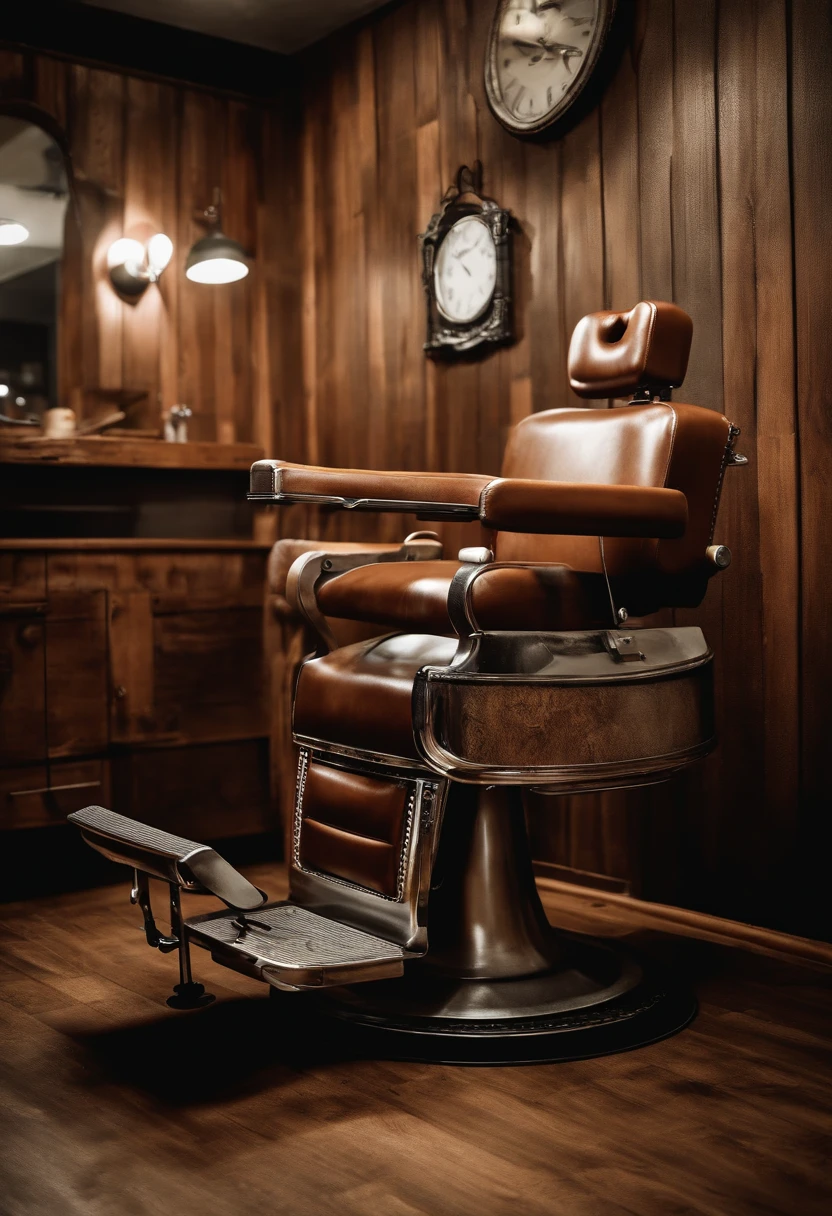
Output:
[
  {"xmin": 185, "ymin": 189, "xmax": 249, "ymax": 285},
  {"xmin": 0, "ymin": 219, "xmax": 29, "ymax": 245},
  {"xmin": 107, "ymin": 232, "xmax": 173, "ymax": 296}
]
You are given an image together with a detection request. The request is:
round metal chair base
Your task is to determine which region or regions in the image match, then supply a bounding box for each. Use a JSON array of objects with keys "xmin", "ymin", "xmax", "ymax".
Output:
[{"xmin": 298, "ymin": 937, "xmax": 696, "ymax": 1065}]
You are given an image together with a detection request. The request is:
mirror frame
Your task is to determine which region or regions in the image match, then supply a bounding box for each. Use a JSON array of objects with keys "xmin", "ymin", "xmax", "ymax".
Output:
[
  {"xmin": 0, "ymin": 99, "xmax": 80, "ymax": 228},
  {"xmin": 0, "ymin": 100, "xmax": 79, "ymax": 425}
]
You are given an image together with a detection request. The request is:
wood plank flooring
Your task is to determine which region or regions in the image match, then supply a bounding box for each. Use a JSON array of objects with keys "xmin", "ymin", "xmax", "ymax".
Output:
[{"xmin": 0, "ymin": 866, "xmax": 829, "ymax": 1216}]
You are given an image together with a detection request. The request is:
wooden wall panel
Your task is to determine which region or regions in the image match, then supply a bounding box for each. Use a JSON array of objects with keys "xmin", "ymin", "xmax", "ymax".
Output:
[
  {"xmin": 791, "ymin": 0, "xmax": 832, "ymax": 938},
  {"xmin": 295, "ymin": 0, "xmax": 831, "ymax": 939},
  {"xmin": 0, "ymin": 48, "xmax": 301, "ymax": 453},
  {"xmin": 2, "ymin": 3, "xmax": 829, "ymax": 936}
]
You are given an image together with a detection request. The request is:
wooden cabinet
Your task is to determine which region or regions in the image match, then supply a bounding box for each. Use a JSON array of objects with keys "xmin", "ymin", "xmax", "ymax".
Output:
[
  {"xmin": 0, "ymin": 759, "xmax": 111, "ymax": 830},
  {"xmin": 0, "ymin": 540, "xmax": 273, "ymax": 844},
  {"xmin": 0, "ymin": 602, "xmax": 47, "ymax": 764},
  {"xmin": 108, "ymin": 592, "xmax": 266, "ymax": 745}
]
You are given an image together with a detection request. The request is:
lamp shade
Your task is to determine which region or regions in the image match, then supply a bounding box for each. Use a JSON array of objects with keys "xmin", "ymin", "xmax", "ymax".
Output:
[
  {"xmin": 185, "ymin": 231, "xmax": 249, "ymax": 284},
  {"xmin": 0, "ymin": 219, "xmax": 30, "ymax": 245}
]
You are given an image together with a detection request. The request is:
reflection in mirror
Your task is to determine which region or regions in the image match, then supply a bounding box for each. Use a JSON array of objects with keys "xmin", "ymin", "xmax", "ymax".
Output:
[{"xmin": 0, "ymin": 116, "xmax": 69, "ymax": 425}]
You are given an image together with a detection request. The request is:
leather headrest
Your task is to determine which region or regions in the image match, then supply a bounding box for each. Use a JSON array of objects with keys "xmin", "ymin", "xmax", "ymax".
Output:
[{"xmin": 568, "ymin": 300, "xmax": 693, "ymax": 399}]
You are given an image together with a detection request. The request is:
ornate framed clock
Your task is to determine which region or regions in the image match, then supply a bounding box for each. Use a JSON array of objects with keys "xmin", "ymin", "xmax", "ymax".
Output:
[
  {"xmin": 485, "ymin": 0, "xmax": 618, "ymax": 137},
  {"xmin": 420, "ymin": 164, "xmax": 513, "ymax": 357}
]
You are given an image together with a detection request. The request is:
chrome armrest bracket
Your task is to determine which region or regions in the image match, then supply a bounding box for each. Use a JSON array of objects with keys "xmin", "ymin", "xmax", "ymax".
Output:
[
  {"xmin": 248, "ymin": 489, "xmax": 480, "ymax": 521},
  {"xmin": 290, "ymin": 531, "xmax": 443, "ymax": 654}
]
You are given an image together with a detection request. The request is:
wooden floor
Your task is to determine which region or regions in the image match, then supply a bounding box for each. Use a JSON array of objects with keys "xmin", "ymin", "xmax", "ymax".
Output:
[{"xmin": 0, "ymin": 865, "xmax": 830, "ymax": 1216}]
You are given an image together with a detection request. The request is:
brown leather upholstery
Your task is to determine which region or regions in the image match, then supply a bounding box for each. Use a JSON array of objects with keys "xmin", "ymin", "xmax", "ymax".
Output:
[
  {"xmin": 268, "ymin": 539, "xmax": 400, "ymax": 607},
  {"xmin": 479, "ymin": 480, "xmax": 687, "ymax": 537},
  {"xmin": 258, "ymin": 462, "xmax": 494, "ymax": 509},
  {"xmin": 496, "ymin": 402, "xmax": 731, "ymax": 609},
  {"xmin": 278, "ymin": 300, "xmax": 738, "ymax": 903},
  {"xmin": 568, "ymin": 300, "xmax": 692, "ymax": 399},
  {"xmin": 315, "ymin": 561, "xmax": 607, "ymax": 634},
  {"xmin": 294, "ymin": 634, "xmax": 457, "ymax": 760},
  {"xmin": 293, "ymin": 401, "xmax": 730, "ymax": 631},
  {"xmin": 298, "ymin": 760, "xmax": 410, "ymax": 896}
]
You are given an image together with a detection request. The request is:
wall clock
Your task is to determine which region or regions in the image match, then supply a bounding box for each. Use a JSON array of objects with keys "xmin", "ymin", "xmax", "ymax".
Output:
[
  {"xmin": 485, "ymin": 0, "xmax": 618, "ymax": 137},
  {"xmin": 420, "ymin": 164, "xmax": 513, "ymax": 357}
]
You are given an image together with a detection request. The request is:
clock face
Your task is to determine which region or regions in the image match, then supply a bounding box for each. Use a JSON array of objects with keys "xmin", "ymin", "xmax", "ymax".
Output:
[
  {"xmin": 486, "ymin": 0, "xmax": 610, "ymax": 134},
  {"xmin": 433, "ymin": 216, "xmax": 498, "ymax": 325}
]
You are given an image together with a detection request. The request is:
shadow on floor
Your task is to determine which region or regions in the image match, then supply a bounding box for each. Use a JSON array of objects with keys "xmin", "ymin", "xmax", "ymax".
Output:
[{"xmin": 74, "ymin": 994, "xmax": 372, "ymax": 1105}]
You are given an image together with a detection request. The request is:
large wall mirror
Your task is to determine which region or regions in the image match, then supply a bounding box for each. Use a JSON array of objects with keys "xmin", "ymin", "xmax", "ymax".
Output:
[{"xmin": 0, "ymin": 110, "xmax": 71, "ymax": 424}]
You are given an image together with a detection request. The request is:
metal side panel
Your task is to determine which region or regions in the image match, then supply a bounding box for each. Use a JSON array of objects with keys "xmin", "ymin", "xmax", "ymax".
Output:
[{"xmin": 186, "ymin": 902, "xmax": 408, "ymax": 991}]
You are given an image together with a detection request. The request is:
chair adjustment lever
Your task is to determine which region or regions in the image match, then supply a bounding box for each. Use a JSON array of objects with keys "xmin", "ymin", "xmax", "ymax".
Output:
[{"xmin": 604, "ymin": 631, "xmax": 646, "ymax": 663}]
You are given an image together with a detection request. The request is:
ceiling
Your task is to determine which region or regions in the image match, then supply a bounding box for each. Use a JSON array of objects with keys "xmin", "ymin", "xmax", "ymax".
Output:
[{"xmin": 78, "ymin": 0, "xmax": 393, "ymax": 54}]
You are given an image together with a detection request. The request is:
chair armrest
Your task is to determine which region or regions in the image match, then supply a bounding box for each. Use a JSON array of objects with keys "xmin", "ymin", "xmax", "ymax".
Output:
[
  {"xmin": 249, "ymin": 459, "xmax": 493, "ymax": 521},
  {"xmin": 268, "ymin": 539, "xmax": 404, "ymax": 615},
  {"xmin": 285, "ymin": 533, "xmax": 443, "ymax": 652},
  {"xmin": 478, "ymin": 479, "xmax": 688, "ymax": 538}
]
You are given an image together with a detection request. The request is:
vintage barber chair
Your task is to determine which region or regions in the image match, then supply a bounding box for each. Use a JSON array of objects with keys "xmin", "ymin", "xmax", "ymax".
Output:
[{"xmin": 69, "ymin": 301, "xmax": 746, "ymax": 1062}]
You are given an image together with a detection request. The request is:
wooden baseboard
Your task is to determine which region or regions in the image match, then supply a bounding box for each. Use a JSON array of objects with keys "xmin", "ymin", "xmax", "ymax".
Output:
[
  {"xmin": 533, "ymin": 860, "xmax": 630, "ymax": 896},
  {"xmin": 535, "ymin": 876, "xmax": 832, "ymax": 970}
]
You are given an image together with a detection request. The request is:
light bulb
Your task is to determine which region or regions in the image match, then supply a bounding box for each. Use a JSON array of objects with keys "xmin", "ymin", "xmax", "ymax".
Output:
[
  {"xmin": 186, "ymin": 257, "xmax": 249, "ymax": 284},
  {"xmin": 107, "ymin": 237, "xmax": 145, "ymax": 275},
  {"xmin": 147, "ymin": 232, "xmax": 173, "ymax": 277},
  {"xmin": 0, "ymin": 220, "xmax": 29, "ymax": 246},
  {"xmin": 0, "ymin": 384, "xmax": 9, "ymax": 397}
]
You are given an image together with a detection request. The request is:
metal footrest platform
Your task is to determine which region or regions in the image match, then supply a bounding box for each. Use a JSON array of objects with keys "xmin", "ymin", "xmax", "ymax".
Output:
[{"xmin": 186, "ymin": 902, "xmax": 408, "ymax": 992}]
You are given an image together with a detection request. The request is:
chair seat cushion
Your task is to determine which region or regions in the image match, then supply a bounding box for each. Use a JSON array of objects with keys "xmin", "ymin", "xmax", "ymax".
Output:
[
  {"xmin": 315, "ymin": 560, "xmax": 602, "ymax": 635},
  {"xmin": 294, "ymin": 634, "xmax": 457, "ymax": 760}
]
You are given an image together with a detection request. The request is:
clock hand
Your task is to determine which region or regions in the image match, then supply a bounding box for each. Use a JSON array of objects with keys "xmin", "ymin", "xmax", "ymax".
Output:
[{"xmin": 512, "ymin": 37, "xmax": 583, "ymax": 58}]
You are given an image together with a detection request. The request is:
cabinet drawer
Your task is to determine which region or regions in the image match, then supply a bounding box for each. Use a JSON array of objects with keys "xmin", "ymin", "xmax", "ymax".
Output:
[{"xmin": 0, "ymin": 759, "xmax": 110, "ymax": 830}]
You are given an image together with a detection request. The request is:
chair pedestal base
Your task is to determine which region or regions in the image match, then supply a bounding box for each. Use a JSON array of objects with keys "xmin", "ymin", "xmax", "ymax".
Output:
[
  {"xmin": 297, "ymin": 784, "xmax": 696, "ymax": 1063},
  {"xmin": 307, "ymin": 938, "xmax": 694, "ymax": 1064}
]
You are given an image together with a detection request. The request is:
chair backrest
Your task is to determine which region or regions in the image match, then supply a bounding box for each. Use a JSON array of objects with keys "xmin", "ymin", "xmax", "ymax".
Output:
[{"xmin": 495, "ymin": 302, "xmax": 734, "ymax": 611}]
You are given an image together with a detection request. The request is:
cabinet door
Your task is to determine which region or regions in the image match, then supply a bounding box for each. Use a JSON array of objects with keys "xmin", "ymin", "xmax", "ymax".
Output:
[
  {"xmin": 108, "ymin": 592, "xmax": 266, "ymax": 746},
  {"xmin": 152, "ymin": 605, "xmax": 266, "ymax": 742},
  {"xmin": 45, "ymin": 591, "xmax": 109, "ymax": 758},
  {"xmin": 111, "ymin": 739, "xmax": 270, "ymax": 841},
  {"xmin": 108, "ymin": 590, "xmax": 156, "ymax": 743},
  {"xmin": 0, "ymin": 603, "xmax": 47, "ymax": 765}
]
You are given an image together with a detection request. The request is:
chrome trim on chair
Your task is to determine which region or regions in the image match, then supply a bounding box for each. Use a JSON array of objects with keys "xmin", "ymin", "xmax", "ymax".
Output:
[
  {"xmin": 435, "ymin": 626, "xmax": 713, "ymax": 683},
  {"xmin": 413, "ymin": 725, "xmax": 715, "ymax": 788},
  {"xmin": 411, "ymin": 626, "xmax": 716, "ymax": 787},
  {"xmin": 292, "ymin": 733, "xmax": 431, "ymax": 774},
  {"xmin": 247, "ymin": 489, "xmax": 480, "ymax": 521}
]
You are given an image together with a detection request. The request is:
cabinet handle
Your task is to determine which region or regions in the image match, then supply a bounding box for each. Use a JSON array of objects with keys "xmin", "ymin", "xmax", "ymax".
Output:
[{"xmin": 8, "ymin": 781, "xmax": 102, "ymax": 798}]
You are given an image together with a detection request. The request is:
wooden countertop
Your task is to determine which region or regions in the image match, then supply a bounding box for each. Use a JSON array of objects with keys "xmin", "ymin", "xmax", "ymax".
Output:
[
  {"xmin": 0, "ymin": 435, "xmax": 263, "ymax": 470},
  {"xmin": 0, "ymin": 538, "xmax": 273, "ymax": 551}
]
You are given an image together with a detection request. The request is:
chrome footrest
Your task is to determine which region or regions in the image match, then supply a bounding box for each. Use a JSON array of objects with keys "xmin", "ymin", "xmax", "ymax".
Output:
[{"xmin": 186, "ymin": 902, "xmax": 408, "ymax": 991}]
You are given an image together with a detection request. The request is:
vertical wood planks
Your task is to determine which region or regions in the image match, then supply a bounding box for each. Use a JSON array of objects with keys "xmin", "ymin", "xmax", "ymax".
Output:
[
  {"xmin": 791, "ymin": 0, "xmax": 832, "ymax": 936},
  {"xmin": 0, "ymin": 52, "xmax": 274, "ymax": 441},
  {"xmin": 1, "ymin": 0, "xmax": 829, "ymax": 938},
  {"xmin": 293, "ymin": 0, "xmax": 831, "ymax": 938}
]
